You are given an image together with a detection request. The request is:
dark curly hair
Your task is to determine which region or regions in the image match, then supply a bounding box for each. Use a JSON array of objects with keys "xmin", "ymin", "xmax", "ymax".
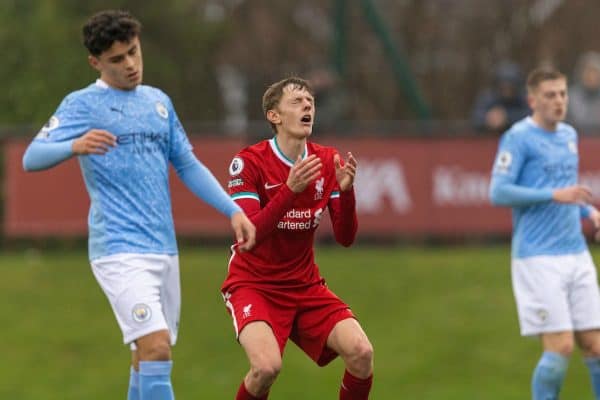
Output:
[{"xmin": 83, "ymin": 10, "xmax": 141, "ymax": 56}]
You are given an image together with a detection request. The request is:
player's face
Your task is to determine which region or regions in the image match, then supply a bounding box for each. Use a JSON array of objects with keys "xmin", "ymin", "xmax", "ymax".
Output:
[
  {"xmin": 89, "ymin": 36, "xmax": 143, "ymax": 90},
  {"xmin": 271, "ymin": 85, "xmax": 315, "ymax": 139},
  {"xmin": 528, "ymin": 78, "xmax": 568, "ymax": 129}
]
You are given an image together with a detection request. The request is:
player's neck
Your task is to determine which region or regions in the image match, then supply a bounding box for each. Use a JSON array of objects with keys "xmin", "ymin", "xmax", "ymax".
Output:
[
  {"xmin": 274, "ymin": 133, "xmax": 306, "ymax": 161},
  {"xmin": 531, "ymin": 114, "xmax": 558, "ymax": 132}
]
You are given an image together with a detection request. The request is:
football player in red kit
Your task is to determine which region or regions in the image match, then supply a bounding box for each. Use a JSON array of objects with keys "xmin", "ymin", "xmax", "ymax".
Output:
[{"xmin": 222, "ymin": 77, "xmax": 374, "ymax": 400}]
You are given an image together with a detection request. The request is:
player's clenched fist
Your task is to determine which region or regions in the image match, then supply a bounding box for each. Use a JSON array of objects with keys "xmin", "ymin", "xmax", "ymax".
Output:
[
  {"xmin": 286, "ymin": 154, "xmax": 322, "ymax": 193},
  {"xmin": 72, "ymin": 129, "xmax": 117, "ymax": 155}
]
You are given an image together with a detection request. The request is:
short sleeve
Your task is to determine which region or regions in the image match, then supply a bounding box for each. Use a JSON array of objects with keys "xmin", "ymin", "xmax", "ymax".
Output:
[
  {"xmin": 491, "ymin": 131, "xmax": 526, "ymax": 184},
  {"xmin": 227, "ymin": 153, "xmax": 260, "ymax": 203},
  {"xmin": 34, "ymin": 95, "xmax": 92, "ymax": 143},
  {"xmin": 166, "ymin": 96, "xmax": 193, "ymax": 159}
]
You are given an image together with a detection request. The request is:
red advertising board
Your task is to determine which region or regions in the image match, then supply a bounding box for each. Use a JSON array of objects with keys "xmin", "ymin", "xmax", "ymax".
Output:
[{"xmin": 7, "ymin": 136, "xmax": 600, "ymax": 238}]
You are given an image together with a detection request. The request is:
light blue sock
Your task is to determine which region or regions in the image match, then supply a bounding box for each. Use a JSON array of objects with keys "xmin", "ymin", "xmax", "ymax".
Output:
[
  {"xmin": 532, "ymin": 352, "xmax": 569, "ymax": 400},
  {"xmin": 585, "ymin": 357, "xmax": 600, "ymax": 399},
  {"xmin": 139, "ymin": 360, "xmax": 175, "ymax": 400},
  {"xmin": 128, "ymin": 367, "xmax": 139, "ymax": 400}
]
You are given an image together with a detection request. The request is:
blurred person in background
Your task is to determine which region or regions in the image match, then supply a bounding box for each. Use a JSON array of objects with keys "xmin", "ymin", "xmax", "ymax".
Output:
[
  {"xmin": 472, "ymin": 61, "xmax": 530, "ymax": 134},
  {"xmin": 221, "ymin": 77, "xmax": 374, "ymax": 400},
  {"xmin": 489, "ymin": 67, "xmax": 600, "ymax": 400},
  {"xmin": 568, "ymin": 51, "xmax": 600, "ymax": 132},
  {"xmin": 21, "ymin": 9, "xmax": 255, "ymax": 400},
  {"xmin": 305, "ymin": 65, "xmax": 349, "ymax": 134}
]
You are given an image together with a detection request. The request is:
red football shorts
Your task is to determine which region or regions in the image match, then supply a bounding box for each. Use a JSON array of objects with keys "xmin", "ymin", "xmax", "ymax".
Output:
[{"xmin": 222, "ymin": 282, "xmax": 355, "ymax": 366}]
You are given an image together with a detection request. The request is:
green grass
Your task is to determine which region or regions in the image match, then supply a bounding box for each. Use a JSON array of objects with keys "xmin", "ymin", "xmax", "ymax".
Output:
[{"xmin": 0, "ymin": 244, "xmax": 597, "ymax": 399}]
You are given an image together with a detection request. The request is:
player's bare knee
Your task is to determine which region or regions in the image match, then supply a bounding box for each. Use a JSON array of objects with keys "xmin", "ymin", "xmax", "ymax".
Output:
[
  {"xmin": 578, "ymin": 337, "xmax": 600, "ymax": 357},
  {"xmin": 552, "ymin": 340, "xmax": 574, "ymax": 357},
  {"xmin": 250, "ymin": 357, "xmax": 282, "ymax": 384},
  {"xmin": 137, "ymin": 339, "xmax": 172, "ymax": 361},
  {"xmin": 345, "ymin": 338, "xmax": 374, "ymax": 376},
  {"xmin": 583, "ymin": 344, "xmax": 600, "ymax": 357}
]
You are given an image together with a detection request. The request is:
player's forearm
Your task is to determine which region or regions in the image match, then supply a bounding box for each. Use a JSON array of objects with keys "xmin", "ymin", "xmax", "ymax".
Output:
[
  {"xmin": 246, "ymin": 185, "xmax": 296, "ymax": 244},
  {"xmin": 489, "ymin": 179, "xmax": 553, "ymax": 207},
  {"xmin": 172, "ymin": 151, "xmax": 241, "ymax": 217},
  {"xmin": 330, "ymin": 189, "xmax": 358, "ymax": 247},
  {"xmin": 22, "ymin": 139, "xmax": 75, "ymax": 172}
]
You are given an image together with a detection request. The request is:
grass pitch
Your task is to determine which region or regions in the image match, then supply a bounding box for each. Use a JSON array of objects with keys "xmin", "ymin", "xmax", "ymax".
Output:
[{"xmin": 0, "ymin": 244, "xmax": 596, "ymax": 399}]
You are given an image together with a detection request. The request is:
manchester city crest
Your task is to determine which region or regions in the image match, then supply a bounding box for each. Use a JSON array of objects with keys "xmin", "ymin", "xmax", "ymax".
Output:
[
  {"xmin": 132, "ymin": 303, "xmax": 152, "ymax": 323},
  {"xmin": 155, "ymin": 102, "xmax": 168, "ymax": 119}
]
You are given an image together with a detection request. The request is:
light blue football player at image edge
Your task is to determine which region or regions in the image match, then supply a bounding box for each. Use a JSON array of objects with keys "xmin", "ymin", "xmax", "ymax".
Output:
[{"xmin": 490, "ymin": 67, "xmax": 600, "ymax": 400}]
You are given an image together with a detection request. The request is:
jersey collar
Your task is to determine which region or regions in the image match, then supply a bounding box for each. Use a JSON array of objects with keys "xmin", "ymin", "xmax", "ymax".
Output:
[
  {"xmin": 269, "ymin": 137, "xmax": 308, "ymax": 167},
  {"xmin": 95, "ymin": 79, "xmax": 110, "ymax": 89}
]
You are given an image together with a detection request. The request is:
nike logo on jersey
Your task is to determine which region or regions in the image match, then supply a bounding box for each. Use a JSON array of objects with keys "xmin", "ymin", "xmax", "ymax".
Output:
[
  {"xmin": 264, "ymin": 182, "xmax": 283, "ymax": 190},
  {"xmin": 110, "ymin": 107, "xmax": 124, "ymax": 114}
]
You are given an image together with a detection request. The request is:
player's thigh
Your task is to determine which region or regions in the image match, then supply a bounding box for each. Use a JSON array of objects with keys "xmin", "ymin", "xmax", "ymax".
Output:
[
  {"xmin": 91, "ymin": 253, "xmax": 177, "ymax": 346},
  {"xmin": 570, "ymin": 252, "xmax": 600, "ymax": 332},
  {"xmin": 512, "ymin": 256, "xmax": 572, "ymax": 336},
  {"xmin": 239, "ymin": 321, "xmax": 282, "ymax": 368},
  {"xmin": 326, "ymin": 318, "xmax": 372, "ymax": 359}
]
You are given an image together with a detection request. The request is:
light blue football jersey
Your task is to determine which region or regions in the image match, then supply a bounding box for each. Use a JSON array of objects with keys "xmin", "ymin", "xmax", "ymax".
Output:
[
  {"xmin": 491, "ymin": 117, "xmax": 587, "ymax": 258},
  {"xmin": 35, "ymin": 80, "xmax": 192, "ymax": 259}
]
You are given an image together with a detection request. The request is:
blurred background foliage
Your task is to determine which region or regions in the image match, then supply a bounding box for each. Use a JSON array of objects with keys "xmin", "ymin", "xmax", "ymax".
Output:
[{"xmin": 3, "ymin": 0, "xmax": 600, "ymax": 132}]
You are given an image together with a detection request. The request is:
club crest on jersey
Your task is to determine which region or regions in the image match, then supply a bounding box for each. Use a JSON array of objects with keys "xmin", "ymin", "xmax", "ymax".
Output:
[
  {"xmin": 36, "ymin": 116, "xmax": 60, "ymax": 139},
  {"xmin": 229, "ymin": 157, "xmax": 244, "ymax": 176},
  {"xmin": 132, "ymin": 303, "xmax": 152, "ymax": 323},
  {"xmin": 242, "ymin": 304, "xmax": 252, "ymax": 319},
  {"xmin": 536, "ymin": 308, "xmax": 549, "ymax": 323},
  {"xmin": 494, "ymin": 151, "xmax": 512, "ymax": 174},
  {"xmin": 568, "ymin": 141, "xmax": 577, "ymax": 154},
  {"xmin": 155, "ymin": 102, "xmax": 168, "ymax": 119},
  {"xmin": 314, "ymin": 177, "xmax": 324, "ymax": 200}
]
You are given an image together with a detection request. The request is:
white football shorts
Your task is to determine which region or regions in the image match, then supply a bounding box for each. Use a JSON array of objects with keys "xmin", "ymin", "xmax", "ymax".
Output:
[
  {"xmin": 91, "ymin": 253, "xmax": 180, "ymax": 348},
  {"xmin": 512, "ymin": 251, "xmax": 600, "ymax": 336}
]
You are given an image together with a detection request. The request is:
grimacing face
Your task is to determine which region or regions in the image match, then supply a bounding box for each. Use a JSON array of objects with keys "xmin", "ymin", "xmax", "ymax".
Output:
[
  {"xmin": 268, "ymin": 84, "xmax": 315, "ymax": 138},
  {"xmin": 529, "ymin": 78, "xmax": 568, "ymax": 129},
  {"xmin": 88, "ymin": 36, "xmax": 143, "ymax": 90}
]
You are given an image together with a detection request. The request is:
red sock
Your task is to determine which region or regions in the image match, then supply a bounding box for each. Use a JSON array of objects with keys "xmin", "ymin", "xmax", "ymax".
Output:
[
  {"xmin": 235, "ymin": 381, "xmax": 269, "ymax": 400},
  {"xmin": 339, "ymin": 370, "xmax": 373, "ymax": 400}
]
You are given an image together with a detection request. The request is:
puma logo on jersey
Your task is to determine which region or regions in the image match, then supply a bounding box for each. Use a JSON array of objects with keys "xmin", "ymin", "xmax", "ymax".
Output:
[{"xmin": 264, "ymin": 182, "xmax": 283, "ymax": 190}]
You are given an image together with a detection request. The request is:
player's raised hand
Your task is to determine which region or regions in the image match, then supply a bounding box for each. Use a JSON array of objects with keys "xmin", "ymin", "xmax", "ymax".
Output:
[
  {"xmin": 231, "ymin": 211, "xmax": 256, "ymax": 252},
  {"xmin": 552, "ymin": 185, "xmax": 593, "ymax": 204},
  {"xmin": 72, "ymin": 129, "xmax": 117, "ymax": 155},
  {"xmin": 334, "ymin": 152, "xmax": 357, "ymax": 192},
  {"xmin": 286, "ymin": 154, "xmax": 322, "ymax": 193}
]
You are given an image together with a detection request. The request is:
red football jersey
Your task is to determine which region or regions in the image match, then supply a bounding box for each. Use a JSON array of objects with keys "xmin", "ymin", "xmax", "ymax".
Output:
[{"xmin": 222, "ymin": 137, "xmax": 357, "ymax": 291}]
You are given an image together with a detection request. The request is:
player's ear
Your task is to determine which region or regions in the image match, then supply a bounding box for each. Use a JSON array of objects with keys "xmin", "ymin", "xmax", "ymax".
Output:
[
  {"xmin": 526, "ymin": 90, "xmax": 536, "ymax": 111},
  {"xmin": 88, "ymin": 55, "xmax": 101, "ymax": 72},
  {"xmin": 266, "ymin": 109, "xmax": 281, "ymax": 126}
]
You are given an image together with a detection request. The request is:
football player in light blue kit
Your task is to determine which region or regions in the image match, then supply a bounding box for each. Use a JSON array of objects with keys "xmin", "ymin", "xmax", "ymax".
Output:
[
  {"xmin": 490, "ymin": 67, "xmax": 600, "ymax": 399},
  {"xmin": 22, "ymin": 10, "xmax": 256, "ymax": 400}
]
